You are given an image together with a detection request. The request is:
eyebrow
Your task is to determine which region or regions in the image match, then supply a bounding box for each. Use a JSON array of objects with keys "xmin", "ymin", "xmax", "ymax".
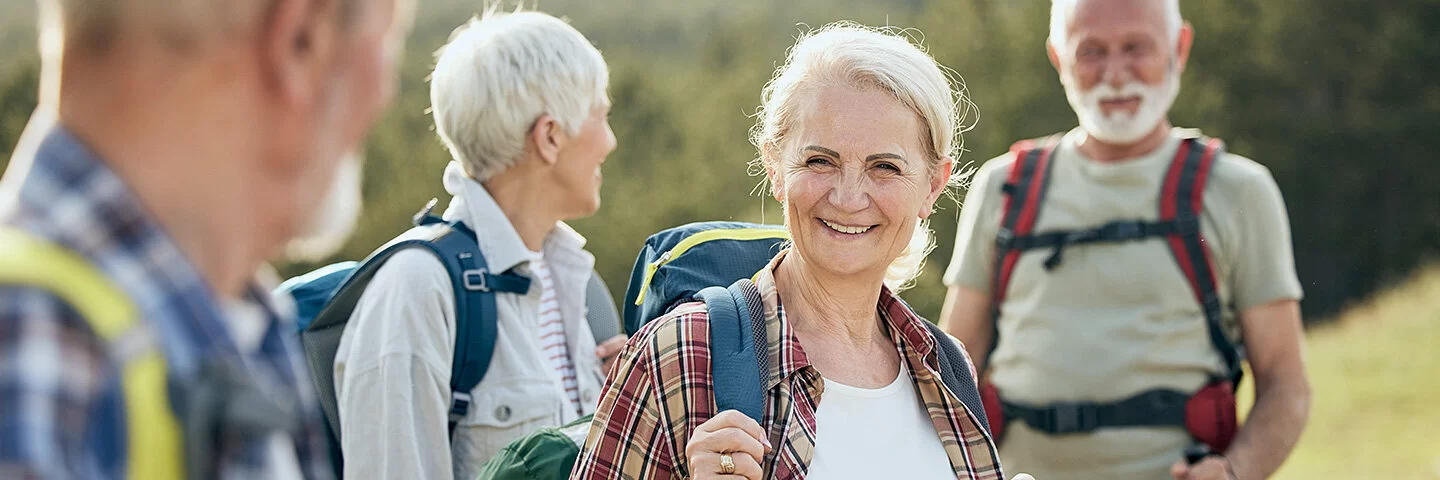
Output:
[{"xmin": 801, "ymin": 145, "xmax": 906, "ymax": 163}]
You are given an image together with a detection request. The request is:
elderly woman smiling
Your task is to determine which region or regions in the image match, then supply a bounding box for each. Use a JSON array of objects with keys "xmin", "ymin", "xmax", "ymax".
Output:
[{"xmin": 572, "ymin": 23, "xmax": 1005, "ymax": 480}]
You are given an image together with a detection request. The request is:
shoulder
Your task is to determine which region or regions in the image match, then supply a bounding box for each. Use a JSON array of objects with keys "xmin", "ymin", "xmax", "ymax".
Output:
[
  {"xmin": 363, "ymin": 248, "xmax": 454, "ymax": 295},
  {"xmin": 972, "ymin": 151, "xmax": 1018, "ymax": 187},
  {"xmin": 626, "ymin": 301, "xmax": 712, "ymax": 366},
  {"xmin": 1204, "ymin": 147, "xmax": 1287, "ymax": 205}
]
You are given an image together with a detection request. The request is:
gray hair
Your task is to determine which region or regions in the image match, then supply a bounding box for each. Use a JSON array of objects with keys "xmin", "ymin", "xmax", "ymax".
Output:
[
  {"xmin": 749, "ymin": 22, "xmax": 973, "ymax": 292},
  {"xmin": 429, "ymin": 10, "xmax": 609, "ymax": 182},
  {"xmin": 1049, "ymin": 0, "xmax": 1183, "ymax": 52}
]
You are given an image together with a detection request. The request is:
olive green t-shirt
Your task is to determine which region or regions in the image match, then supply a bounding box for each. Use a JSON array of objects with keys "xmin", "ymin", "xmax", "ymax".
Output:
[{"xmin": 943, "ymin": 127, "xmax": 1303, "ymax": 479}]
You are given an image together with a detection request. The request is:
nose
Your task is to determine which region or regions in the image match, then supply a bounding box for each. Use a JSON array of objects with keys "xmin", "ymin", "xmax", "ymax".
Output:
[
  {"xmin": 1100, "ymin": 54, "xmax": 1133, "ymax": 89},
  {"xmin": 827, "ymin": 168, "xmax": 870, "ymax": 213}
]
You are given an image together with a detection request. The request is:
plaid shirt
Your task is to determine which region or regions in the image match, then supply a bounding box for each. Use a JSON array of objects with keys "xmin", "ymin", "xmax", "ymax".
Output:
[
  {"xmin": 573, "ymin": 251, "xmax": 1003, "ymax": 479},
  {"xmin": 0, "ymin": 127, "xmax": 334, "ymax": 479}
]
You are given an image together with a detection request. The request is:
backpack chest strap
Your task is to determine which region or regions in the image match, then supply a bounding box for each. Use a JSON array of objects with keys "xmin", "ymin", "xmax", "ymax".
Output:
[{"xmin": 997, "ymin": 216, "xmax": 1201, "ymax": 271}]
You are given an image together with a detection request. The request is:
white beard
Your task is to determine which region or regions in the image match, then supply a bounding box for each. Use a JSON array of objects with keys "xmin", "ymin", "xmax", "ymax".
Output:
[
  {"xmin": 283, "ymin": 153, "xmax": 363, "ymax": 262},
  {"xmin": 1063, "ymin": 67, "xmax": 1180, "ymax": 145}
]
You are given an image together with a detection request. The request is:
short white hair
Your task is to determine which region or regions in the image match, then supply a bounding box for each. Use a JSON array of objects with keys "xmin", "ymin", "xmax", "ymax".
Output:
[
  {"xmin": 1049, "ymin": 0, "xmax": 1182, "ymax": 52},
  {"xmin": 430, "ymin": 10, "xmax": 609, "ymax": 181},
  {"xmin": 750, "ymin": 22, "xmax": 973, "ymax": 292}
]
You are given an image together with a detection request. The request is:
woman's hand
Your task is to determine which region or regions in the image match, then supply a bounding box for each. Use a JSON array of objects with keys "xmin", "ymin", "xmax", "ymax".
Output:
[
  {"xmin": 685, "ymin": 410, "xmax": 772, "ymax": 479},
  {"xmin": 596, "ymin": 335, "xmax": 627, "ymax": 376}
]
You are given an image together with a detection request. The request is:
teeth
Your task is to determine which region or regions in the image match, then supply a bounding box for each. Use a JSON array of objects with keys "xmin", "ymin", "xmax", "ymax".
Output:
[{"xmin": 821, "ymin": 219, "xmax": 873, "ymax": 235}]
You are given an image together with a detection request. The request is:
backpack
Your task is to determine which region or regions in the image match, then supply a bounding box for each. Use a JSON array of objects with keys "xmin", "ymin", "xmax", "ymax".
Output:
[
  {"xmin": 474, "ymin": 221, "xmax": 991, "ymax": 480},
  {"xmin": 979, "ymin": 134, "xmax": 1240, "ymax": 451},
  {"xmin": 276, "ymin": 201, "xmax": 622, "ymax": 476},
  {"xmin": 2, "ymin": 229, "xmax": 301, "ymax": 480},
  {"xmin": 0, "ymin": 228, "xmax": 183, "ymax": 480}
]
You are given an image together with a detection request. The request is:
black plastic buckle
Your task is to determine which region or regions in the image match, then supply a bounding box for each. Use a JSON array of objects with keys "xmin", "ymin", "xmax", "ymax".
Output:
[
  {"xmin": 462, "ymin": 269, "xmax": 491, "ymax": 292},
  {"xmin": 449, "ymin": 392, "xmax": 472, "ymax": 423},
  {"xmin": 1109, "ymin": 221, "xmax": 1143, "ymax": 240},
  {"xmin": 1046, "ymin": 402, "xmax": 1100, "ymax": 434},
  {"xmin": 996, "ymin": 228, "xmax": 1017, "ymax": 250}
]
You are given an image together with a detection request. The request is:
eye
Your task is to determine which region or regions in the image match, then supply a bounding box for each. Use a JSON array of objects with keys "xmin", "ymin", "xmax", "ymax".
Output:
[
  {"xmin": 805, "ymin": 157, "xmax": 834, "ymax": 167},
  {"xmin": 874, "ymin": 161, "xmax": 901, "ymax": 172}
]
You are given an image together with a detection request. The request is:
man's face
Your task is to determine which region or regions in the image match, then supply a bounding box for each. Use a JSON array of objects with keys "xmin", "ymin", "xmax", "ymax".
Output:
[
  {"xmin": 280, "ymin": 0, "xmax": 413, "ymax": 259},
  {"xmin": 1053, "ymin": 0, "xmax": 1186, "ymax": 144}
]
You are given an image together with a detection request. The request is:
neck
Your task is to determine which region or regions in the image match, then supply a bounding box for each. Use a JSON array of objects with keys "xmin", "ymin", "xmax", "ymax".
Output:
[
  {"xmin": 56, "ymin": 49, "xmax": 269, "ymax": 300},
  {"xmin": 1078, "ymin": 120, "xmax": 1173, "ymax": 163},
  {"xmin": 482, "ymin": 167, "xmax": 559, "ymax": 252},
  {"xmin": 773, "ymin": 250, "xmax": 887, "ymax": 349}
]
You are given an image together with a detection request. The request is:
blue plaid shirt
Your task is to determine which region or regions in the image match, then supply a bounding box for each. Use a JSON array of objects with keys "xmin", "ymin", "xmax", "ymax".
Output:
[{"xmin": 0, "ymin": 127, "xmax": 334, "ymax": 479}]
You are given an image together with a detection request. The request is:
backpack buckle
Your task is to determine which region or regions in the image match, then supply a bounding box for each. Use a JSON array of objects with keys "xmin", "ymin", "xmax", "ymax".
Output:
[
  {"xmin": 449, "ymin": 392, "xmax": 473, "ymax": 423},
  {"xmin": 1045, "ymin": 402, "xmax": 1100, "ymax": 434},
  {"xmin": 462, "ymin": 269, "xmax": 491, "ymax": 292},
  {"xmin": 995, "ymin": 228, "xmax": 1016, "ymax": 250}
]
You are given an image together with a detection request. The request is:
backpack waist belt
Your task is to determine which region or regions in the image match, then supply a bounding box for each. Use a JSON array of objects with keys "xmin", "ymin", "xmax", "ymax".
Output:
[{"xmin": 1000, "ymin": 388, "xmax": 1190, "ymax": 434}]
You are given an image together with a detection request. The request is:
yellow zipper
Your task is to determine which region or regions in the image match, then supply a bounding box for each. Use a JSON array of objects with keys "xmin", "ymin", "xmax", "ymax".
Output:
[{"xmin": 633, "ymin": 228, "xmax": 790, "ymax": 306}]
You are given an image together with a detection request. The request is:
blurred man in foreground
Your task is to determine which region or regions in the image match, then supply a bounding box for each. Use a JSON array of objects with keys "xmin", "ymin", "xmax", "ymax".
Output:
[{"xmin": 0, "ymin": 0, "xmax": 413, "ymax": 477}]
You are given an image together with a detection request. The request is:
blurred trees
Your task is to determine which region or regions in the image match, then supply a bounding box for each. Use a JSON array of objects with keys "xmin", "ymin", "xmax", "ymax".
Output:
[{"xmin": 1, "ymin": 0, "xmax": 1436, "ymax": 322}]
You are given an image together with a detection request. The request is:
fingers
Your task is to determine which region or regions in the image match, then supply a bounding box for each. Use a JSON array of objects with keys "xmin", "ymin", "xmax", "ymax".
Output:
[
  {"xmin": 1170, "ymin": 459, "xmax": 1189, "ymax": 479},
  {"xmin": 687, "ymin": 425, "xmax": 766, "ymax": 468},
  {"xmin": 701, "ymin": 410, "xmax": 771, "ymax": 451},
  {"xmin": 692, "ymin": 451, "xmax": 764, "ymax": 480},
  {"xmin": 596, "ymin": 335, "xmax": 626, "ymax": 359},
  {"xmin": 1170, "ymin": 457, "xmax": 1229, "ymax": 480}
]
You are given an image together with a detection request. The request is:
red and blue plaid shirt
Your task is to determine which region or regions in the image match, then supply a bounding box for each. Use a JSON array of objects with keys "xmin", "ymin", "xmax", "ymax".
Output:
[
  {"xmin": 573, "ymin": 251, "xmax": 1003, "ymax": 479},
  {"xmin": 0, "ymin": 127, "xmax": 334, "ymax": 479}
]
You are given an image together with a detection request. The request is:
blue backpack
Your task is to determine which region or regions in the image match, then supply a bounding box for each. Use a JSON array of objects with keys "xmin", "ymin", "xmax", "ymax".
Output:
[{"xmin": 277, "ymin": 201, "xmax": 618, "ymax": 475}]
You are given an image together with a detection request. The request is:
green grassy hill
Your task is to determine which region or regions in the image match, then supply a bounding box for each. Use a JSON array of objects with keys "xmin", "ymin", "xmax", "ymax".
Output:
[{"xmin": 1242, "ymin": 265, "xmax": 1440, "ymax": 479}]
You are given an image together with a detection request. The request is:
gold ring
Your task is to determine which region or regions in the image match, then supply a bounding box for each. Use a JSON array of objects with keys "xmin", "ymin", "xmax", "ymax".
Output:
[{"xmin": 719, "ymin": 453, "xmax": 736, "ymax": 475}]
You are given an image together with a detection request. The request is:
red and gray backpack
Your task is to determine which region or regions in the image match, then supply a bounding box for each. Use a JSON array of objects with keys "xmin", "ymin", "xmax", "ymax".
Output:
[{"xmin": 978, "ymin": 133, "xmax": 1241, "ymax": 453}]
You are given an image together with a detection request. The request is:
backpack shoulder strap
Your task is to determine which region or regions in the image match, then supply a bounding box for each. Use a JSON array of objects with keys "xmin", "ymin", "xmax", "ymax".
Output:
[
  {"xmin": 697, "ymin": 279, "xmax": 768, "ymax": 422},
  {"xmin": 1158, "ymin": 136, "xmax": 1242, "ymax": 383},
  {"xmin": 0, "ymin": 228, "xmax": 183, "ymax": 480},
  {"xmin": 415, "ymin": 217, "xmax": 532, "ymax": 436},
  {"xmin": 986, "ymin": 134, "xmax": 1063, "ymax": 370},
  {"xmin": 302, "ymin": 214, "xmax": 531, "ymax": 441},
  {"xmin": 920, "ymin": 320, "xmax": 992, "ymax": 434}
]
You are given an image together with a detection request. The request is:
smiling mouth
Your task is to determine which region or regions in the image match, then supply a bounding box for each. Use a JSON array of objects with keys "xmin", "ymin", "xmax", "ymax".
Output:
[{"xmin": 820, "ymin": 218, "xmax": 876, "ymax": 235}]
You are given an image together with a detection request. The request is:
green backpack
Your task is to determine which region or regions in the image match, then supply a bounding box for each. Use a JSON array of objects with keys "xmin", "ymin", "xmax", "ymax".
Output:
[{"xmin": 473, "ymin": 414, "xmax": 594, "ymax": 480}]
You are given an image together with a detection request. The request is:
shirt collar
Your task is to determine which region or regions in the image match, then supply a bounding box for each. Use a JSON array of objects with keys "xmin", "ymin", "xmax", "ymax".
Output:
[
  {"xmin": 441, "ymin": 161, "xmax": 591, "ymax": 274},
  {"xmin": 753, "ymin": 249, "xmax": 940, "ymax": 391}
]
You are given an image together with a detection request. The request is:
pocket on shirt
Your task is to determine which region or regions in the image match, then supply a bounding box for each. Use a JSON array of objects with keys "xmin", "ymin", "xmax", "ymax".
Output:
[{"xmin": 453, "ymin": 378, "xmax": 561, "ymax": 465}]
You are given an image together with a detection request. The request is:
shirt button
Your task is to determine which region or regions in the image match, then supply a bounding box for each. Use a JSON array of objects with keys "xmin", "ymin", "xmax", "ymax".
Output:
[{"xmin": 495, "ymin": 405, "xmax": 512, "ymax": 422}]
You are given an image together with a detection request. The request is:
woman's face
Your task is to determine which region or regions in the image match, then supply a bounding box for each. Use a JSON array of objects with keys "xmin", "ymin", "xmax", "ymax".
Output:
[{"xmin": 768, "ymin": 84, "xmax": 952, "ymax": 282}]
